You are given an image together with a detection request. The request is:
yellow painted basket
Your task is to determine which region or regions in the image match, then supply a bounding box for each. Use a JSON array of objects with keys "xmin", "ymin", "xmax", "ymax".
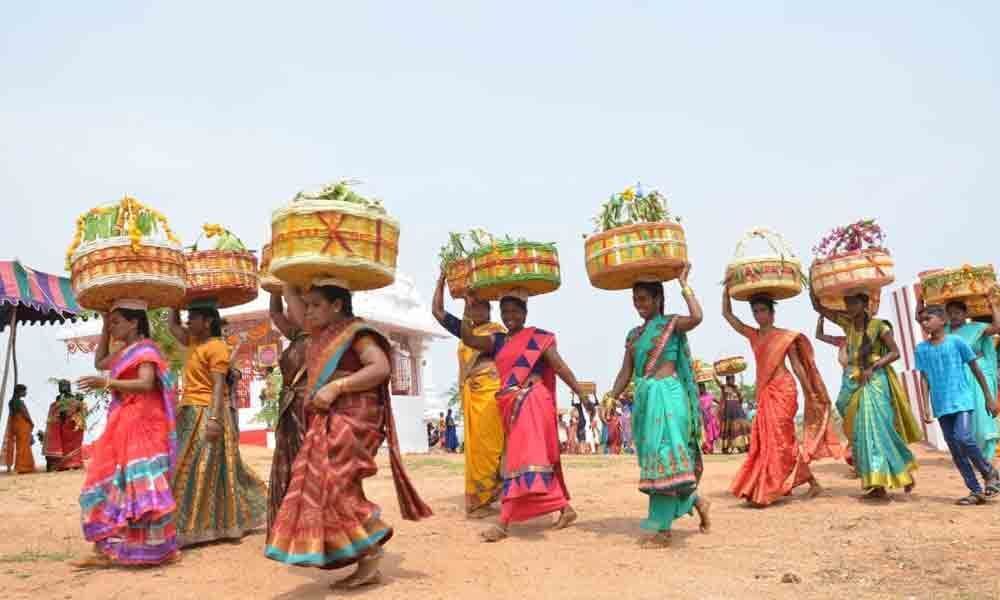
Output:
[
  {"xmin": 714, "ymin": 356, "xmax": 747, "ymax": 377},
  {"xmin": 185, "ymin": 249, "xmax": 259, "ymax": 308},
  {"xmin": 71, "ymin": 238, "xmax": 186, "ymax": 311},
  {"xmin": 444, "ymin": 258, "xmax": 471, "ymax": 299},
  {"xmin": 919, "ymin": 264, "xmax": 996, "ymax": 305},
  {"xmin": 467, "ymin": 241, "xmax": 560, "ymax": 300},
  {"xmin": 584, "ymin": 222, "xmax": 687, "ymax": 290},
  {"xmin": 259, "ymin": 243, "xmax": 282, "ymax": 294},
  {"xmin": 725, "ymin": 228, "xmax": 803, "ymax": 301},
  {"xmin": 270, "ymin": 198, "xmax": 399, "ymax": 291},
  {"xmin": 810, "ymin": 248, "xmax": 894, "ymax": 310}
]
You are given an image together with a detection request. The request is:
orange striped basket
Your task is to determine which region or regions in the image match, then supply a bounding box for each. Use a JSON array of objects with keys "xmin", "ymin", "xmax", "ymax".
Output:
[
  {"xmin": 585, "ymin": 222, "xmax": 687, "ymax": 290},
  {"xmin": 270, "ymin": 198, "xmax": 399, "ymax": 291},
  {"xmin": 185, "ymin": 249, "xmax": 259, "ymax": 308},
  {"xmin": 467, "ymin": 241, "xmax": 560, "ymax": 300},
  {"xmin": 714, "ymin": 356, "xmax": 747, "ymax": 377},
  {"xmin": 259, "ymin": 243, "xmax": 282, "ymax": 294},
  {"xmin": 68, "ymin": 198, "xmax": 186, "ymax": 311},
  {"xmin": 725, "ymin": 228, "xmax": 803, "ymax": 301},
  {"xmin": 810, "ymin": 248, "xmax": 894, "ymax": 311},
  {"xmin": 444, "ymin": 257, "xmax": 471, "ymax": 299}
]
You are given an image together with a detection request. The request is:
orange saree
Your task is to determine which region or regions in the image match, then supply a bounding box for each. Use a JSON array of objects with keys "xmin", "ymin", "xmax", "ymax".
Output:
[{"xmin": 730, "ymin": 329, "xmax": 841, "ymax": 506}]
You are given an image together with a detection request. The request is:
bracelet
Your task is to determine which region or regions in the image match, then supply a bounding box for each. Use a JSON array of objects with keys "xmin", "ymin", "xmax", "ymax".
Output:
[
  {"xmin": 104, "ymin": 378, "xmax": 113, "ymax": 392},
  {"xmin": 681, "ymin": 286, "xmax": 694, "ymax": 297}
]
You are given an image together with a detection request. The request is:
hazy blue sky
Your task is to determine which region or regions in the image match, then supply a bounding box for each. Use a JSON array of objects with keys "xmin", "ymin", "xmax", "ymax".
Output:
[{"xmin": 3, "ymin": 2, "xmax": 999, "ymax": 428}]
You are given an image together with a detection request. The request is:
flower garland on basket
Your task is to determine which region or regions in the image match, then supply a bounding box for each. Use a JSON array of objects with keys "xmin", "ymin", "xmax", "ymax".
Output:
[
  {"xmin": 810, "ymin": 218, "xmax": 894, "ymax": 311},
  {"xmin": 811, "ymin": 218, "xmax": 886, "ymax": 259},
  {"xmin": 592, "ymin": 184, "xmax": 681, "ymax": 233},
  {"xmin": 65, "ymin": 196, "xmax": 181, "ymax": 269}
]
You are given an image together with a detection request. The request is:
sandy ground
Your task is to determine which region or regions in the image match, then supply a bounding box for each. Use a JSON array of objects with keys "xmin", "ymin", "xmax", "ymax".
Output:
[{"xmin": 1, "ymin": 445, "xmax": 999, "ymax": 600}]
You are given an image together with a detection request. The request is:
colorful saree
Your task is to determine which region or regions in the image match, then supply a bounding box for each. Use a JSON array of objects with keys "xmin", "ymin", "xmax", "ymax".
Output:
[
  {"xmin": 267, "ymin": 331, "xmax": 309, "ymax": 542},
  {"xmin": 79, "ymin": 340, "xmax": 179, "ymax": 565},
  {"xmin": 948, "ymin": 322, "xmax": 999, "ymax": 459},
  {"xmin": 719, "ymin": 386, "xmax": 751, "ymax": 453},
  {"xmin": 606, "ymin": 411, "xmax": 622, "ymax": 454},
  {"xmin": 628, "ymin": 315, "xmax": 702, "ymax": 532},
  {"xmin": 172, "ymin": 341, "xmax": 267, "ymax": 547},
  {"xmin": 835, "ymin": 317, "xmax": 921, "ymax": 491},
  {"xmin": 459, "ymin": 322, "xmax": 506, "ymax": 514},
  {"xmin": 730, "ymin": 330, "xmax": 842, "ymax": 506},
  {"xmin": 2, "ymin": 401, "xmax": 35, "ymax": 474},
  {"xmin": 699, "ymin": 393, "xmax": 721, "ymax": 454},
  {"xmin": 266, "ymin": 318, "xmax": 431, "ymax": 568},
  {"xmin": 494, "ymin": 327, "xmax": 570, "ymax": 524},
  {"xmin": 43, "ymin": 395, "xmax": 85, "ymax": 471}
]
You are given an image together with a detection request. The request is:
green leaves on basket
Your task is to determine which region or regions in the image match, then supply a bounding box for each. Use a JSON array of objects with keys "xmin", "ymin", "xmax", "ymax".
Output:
[
  {"xmin": 293, "ymin": 179, "xmax": 386, "ymax": 213},
  {"xmin": 592, "ymin": 184, "xmax": 681, "ymax": 232}
]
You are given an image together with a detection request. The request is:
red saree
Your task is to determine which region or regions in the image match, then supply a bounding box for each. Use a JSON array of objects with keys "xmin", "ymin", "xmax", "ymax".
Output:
[
  {"xmin": 730, "ymin": 329, "xmax": 842, "ymax": 506},
  {"xmin": 44, "ymin": 397, "xmax": 85, "ymax": 471},
  {"xmin": 495, "ymin": 327, "xmax": 570, "ymax": 523}
]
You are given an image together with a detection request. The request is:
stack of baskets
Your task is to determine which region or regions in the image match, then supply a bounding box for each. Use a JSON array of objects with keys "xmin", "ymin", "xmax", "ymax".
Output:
[
  {"xmin": 269, "ymin": 182, "xmax": 399, "ymax": 291},
  {"xmin": 467, "ymin": 240, "xmax": 561, "ymax": 300},
  {"xmin": 919, "ymin": 264, "xmax": 997, "ymax": 317},
  {"xmin": 714, "ymin": 356, "xmax": 747, "ymax": 377},
  {"xmin": 67, "ymin": 197, "xmax": 186, "ymax": 311},
  {"xmin": 725, "ymin": 228, "xmax": 803, "ymax": 301},
  {"xmin": 184, "ymin": 224, "xmax": 259, "ymax": 308}
]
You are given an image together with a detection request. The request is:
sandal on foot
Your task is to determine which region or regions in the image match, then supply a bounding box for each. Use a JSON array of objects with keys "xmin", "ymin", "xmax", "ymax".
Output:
[{"xmin": 956, "ymin": 494, "xmax": 986, "ymax": 506}]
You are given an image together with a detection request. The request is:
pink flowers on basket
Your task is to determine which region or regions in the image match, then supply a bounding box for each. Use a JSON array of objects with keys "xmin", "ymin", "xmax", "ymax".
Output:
[{"xmin": 812, "ymin": 218, "xmax": 887, "ymax": 258}]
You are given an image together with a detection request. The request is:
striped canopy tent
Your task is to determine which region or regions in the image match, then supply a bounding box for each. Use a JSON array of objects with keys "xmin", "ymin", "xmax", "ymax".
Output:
[{"xmin": 0, "ymin": 260, "xmax": 85, "ymax": 425}]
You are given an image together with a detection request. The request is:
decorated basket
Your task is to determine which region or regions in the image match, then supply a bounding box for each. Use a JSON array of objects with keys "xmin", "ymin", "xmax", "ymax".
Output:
[
  {"xmin": 444, "ymin": 258, "xmax": 471, "ymax": 299},
  {"xmin": 919, "ymin": 264, "xmax": 996, "ymax": 307},
  {"xmin": 811, "ymin": 219, "xmax": 894, "ymax": 312},
  {"xmin": 467, "ymin": 240, "xmax": 560, "ymax": 300},
  {"xmin": 585, "ymin": 222, "xmax": 687, "ymax": 290},
  {"xmin": 694, "ymin": 360, "xmax": 715, "ymax": 384},
  {"xmin": 259, "ymin": 243, "xmax": 282, "ymax": 294},
  {"xmin": 270, "ymin": 181, "xmax": 399, "ymax": 291},
  {"xmin": 810, "ymin": 249, "xmax": 894, "ymax": 310},
  {"xmin": 713, "ymin": 356, "xmax": 747, "ymax": 377},
  {"xmin": 67, "ymin": 197, "xmax": 186, "ymax": 311},
  {"xmin": 725, "ymin": 228, "xmax": 803, "ymax": 301},
  {"xmin": 184, "ymin": 224, "xmax": 259, "ymax": 308}
]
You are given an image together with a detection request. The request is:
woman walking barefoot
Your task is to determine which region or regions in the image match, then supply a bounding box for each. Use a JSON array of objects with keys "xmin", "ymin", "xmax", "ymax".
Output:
[
  {"xmin": 607, "ymin": 266, "xmax": 711, "ymax": 548},
  {"xmin": 460, "ymin": 289, "xmax": 587, "ymax": 542},
  {"xmin": 724, "ymin": 290, "xmax": 842, "ymax": 507}
]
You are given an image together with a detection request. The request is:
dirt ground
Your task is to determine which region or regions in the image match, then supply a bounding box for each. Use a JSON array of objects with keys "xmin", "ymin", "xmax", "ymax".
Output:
[{"xmin": 1, "ymin": 445, "xmax": 999, "ymax": 600}]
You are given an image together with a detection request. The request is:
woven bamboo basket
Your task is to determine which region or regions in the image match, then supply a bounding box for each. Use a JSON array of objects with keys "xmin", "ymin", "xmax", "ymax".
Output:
[
  {"xmin": 725, "ymin": 228, "xmax": 803, "ymax": 301},
  {"xmin": 259, "ymin": 243, "xmax": 282, "ymax": 294},
  {"xmin": 714, "ymin": 356, "xmax": 747, "ymax": 377},
  {"xmin": 810, "ymin": 248, "xmax": 894, "ymax": 310},
  {"xmin": 467, "ymin": 241, "xmax": 560, "ymax": 300},
  {"xmin": 68, "ymin": 199, "xmax": 186, "ymax": 311},
  {"xmin": 270, "ymin": 198, "xmax": 399, "ymax": 291},
  {"xmin": 584, "ymin": 222, "xmax": 687, "ymax": 290},
  {"xmin": 185, "ymin": 249, "xmax": 259, "ymax": 308},
  {"xmin": 444, "ymin": 258, "xmax": 471, "ymax": 299},
  {"xmin": 694, "ymin": 360, "xmax": 715, "ymax": 383},
  {"xmin": 919, "ymin": 264, "xmax": 996, "ymax": 306},
  {"xmin": 71, "ymin": 238, "xmax": 186, "ymax": 311}
]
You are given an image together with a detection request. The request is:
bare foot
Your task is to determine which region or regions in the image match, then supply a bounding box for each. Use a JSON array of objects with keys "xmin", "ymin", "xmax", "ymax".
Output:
[
  {"xmin": 862, "ymin": 487, "xmax": 889, "ymax": 502},
  {"xmin": 552, "ymin": 506, "xmax": 578, "ymax": 530},
  {"xmin": 806, "ymin": 479, "xmax": 824, "ymax": 499},
  {"xmin": 694, "ymin": 497, "xmax": 712, "ymax": 533},
  {"xmin": 467, "ymin": 506, "xmax": 499, "ymax": 520},
  {"xmin": 480, "ymin": 524, "xmax": 509, "ymax": 543},
  {"xmin": 342, "ymin": 551, "xmax": 383, "ymax": 589},
  {"xmin": 904, "ymin": 477, "xmax": 916, "ymax": 495},
  {"xmin": 640, "ymin": 531, "xmax": 672, "ymax": 549},
  {"xmin": 69, "ymin": 554, "xmax": 113, "ymax": 570}
]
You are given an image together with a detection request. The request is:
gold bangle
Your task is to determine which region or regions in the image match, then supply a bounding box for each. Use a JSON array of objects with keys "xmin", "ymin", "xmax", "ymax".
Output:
[{"xmin": 682, "ymin": 286, "xmax": 694, "ymax": 297}]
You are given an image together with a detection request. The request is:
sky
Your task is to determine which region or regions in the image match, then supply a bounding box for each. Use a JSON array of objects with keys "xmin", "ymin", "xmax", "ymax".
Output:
[{"xmin": 2, "ymin": 2, "xmax": 999, "ymax": 441}]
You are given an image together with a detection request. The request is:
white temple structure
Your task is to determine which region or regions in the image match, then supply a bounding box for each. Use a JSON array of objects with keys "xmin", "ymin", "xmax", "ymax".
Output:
[{"xmin": 56, "ymin": 274, "xmax": 445, "ymax": 454}]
